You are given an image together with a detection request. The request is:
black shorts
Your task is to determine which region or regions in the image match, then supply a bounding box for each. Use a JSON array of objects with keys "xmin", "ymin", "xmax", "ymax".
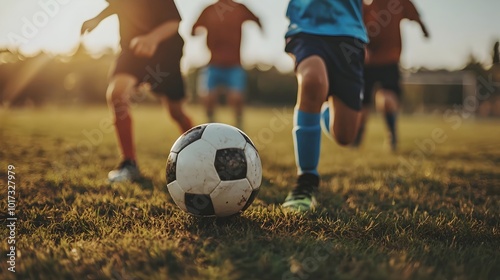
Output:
[
  {"xmin": 285, "ymin": 33, "xmax": 365, "ymax": 111},
  {"xmin": 363, "ymin": 64, "xmax": 402, "ymax": 105},
  {"xmin": 113, "ymin": 36, "xmax": 185, "ymax": 101}
]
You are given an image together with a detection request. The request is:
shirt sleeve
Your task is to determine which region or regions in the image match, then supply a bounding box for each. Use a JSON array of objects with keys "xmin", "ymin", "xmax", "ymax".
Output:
[
  {"xmin": 241, "ymin": 5, "xmax": 260, "ymax": 24},
  {"xmin": 402, "ymin": 0, "xmax": 421, "ymax": 21}
]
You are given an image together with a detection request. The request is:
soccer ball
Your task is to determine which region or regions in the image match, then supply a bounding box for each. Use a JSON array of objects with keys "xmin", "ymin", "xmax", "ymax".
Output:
[{"xmin": 166, "ymin": 123, "xmax": 262, "ymax": 217}]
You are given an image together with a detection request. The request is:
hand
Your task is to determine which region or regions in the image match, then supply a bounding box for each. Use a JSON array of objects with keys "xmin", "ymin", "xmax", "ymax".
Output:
[
  {"xmin": 81, "ymin": 18, "xmax": 100, "ymax": 35},
  {"xmin": 421, "ymin": 24, "xmax": 430, "ymax": 39},
  {"xmin": 129, "ymin": 35, "xmax": 159, "ymax": 58}
]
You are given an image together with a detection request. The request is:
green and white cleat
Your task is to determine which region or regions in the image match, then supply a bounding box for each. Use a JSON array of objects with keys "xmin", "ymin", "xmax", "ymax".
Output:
[
  {"xmin": 282, "ymin": 173, "xmax": 319, "ymax": 212},
  {"xmin": 282, "ymin": 192, "xmax": 318, "ymax": 212}
]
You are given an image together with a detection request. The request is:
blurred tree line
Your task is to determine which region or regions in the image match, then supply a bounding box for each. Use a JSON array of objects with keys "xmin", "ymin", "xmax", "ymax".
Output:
[
  {"xmin": 0, "ymin": 45, "xmax": 297, "ymax": 108},
  {"xmin": 1, "ymin": 45, "xmax": 499, "ymax": 116}
]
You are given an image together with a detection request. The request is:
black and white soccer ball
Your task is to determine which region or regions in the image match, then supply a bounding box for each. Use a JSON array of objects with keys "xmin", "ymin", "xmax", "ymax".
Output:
[{"xmin": 166, "ymin": 123, "xmax": 262, "ymax": 217}]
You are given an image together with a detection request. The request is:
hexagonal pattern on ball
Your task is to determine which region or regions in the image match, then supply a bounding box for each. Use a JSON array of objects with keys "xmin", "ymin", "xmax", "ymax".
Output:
[
  {"xmin": 166, "ymin": 152, "xmax": 177, "ymax": 184},
  {"xmin": 214, "ymin": 148, "xmax": 247, "ymax": 181},
  {"xmin": 239, "ymin": 130, "xmax": 257, "ymax": 149},
  {"xmin": 170, "ymin": 124, "xmax": 207, "ymax": 153},
  {"xmin": 184, "ymin": 193, "xmax": 215, "ymax": 216},
  {"xmin": 210, "ymin": 179, "xmax": 253, "ymax": 217},
  {"xmin": 201, "ymin": 123, "xmax": 246, "ymax": 150},
  {"xmin": 176, "ymin": 139, "xmax": 220, "ymax": 194},
  {"xmin": 241, "ymin": 189, "xmax": 260, "ymax": 211},
  {"xmin": 166, "ymin": 181, "xmax": 187, "ymax": 213},
  {"xmin": 244, "ymin": 144, "xmax": 262, "ymax": 190}
]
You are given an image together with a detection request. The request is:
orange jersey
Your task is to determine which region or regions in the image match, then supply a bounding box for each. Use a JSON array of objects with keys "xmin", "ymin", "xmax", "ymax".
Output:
[
  {"xmin": 363, "ymin": 0, "xmax": 421, "ymax": 65},
  {"xmin": 192, "ymin": 0, "xmax": 260, "ymax": 66}
]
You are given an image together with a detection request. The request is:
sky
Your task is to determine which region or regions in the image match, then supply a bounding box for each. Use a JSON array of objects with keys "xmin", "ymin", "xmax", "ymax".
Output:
[{"xmin": 0, "ymin": 0, "xmax": 499, "ymax": 72}]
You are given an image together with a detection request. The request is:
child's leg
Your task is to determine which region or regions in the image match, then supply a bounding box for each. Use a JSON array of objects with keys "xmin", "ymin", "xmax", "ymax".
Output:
[
  {"xmin": 106, "ymin": 74, "xmax": 138, "ymax": 161},
  {"xmin": 227, "ymin": 90, "xmax": 244, "ymax": 128},
  {"xmin": 294, "ymin": 56, "xmax": 328, "ymax": 175},
  {"xmin": 282, "ymin": 55, "xmax": 327, "ymax": 211},
  {"xmin": 160, "ymin": 96, "xmax": 193, "ymax": 133},
  {"xmin": 325, "ymin": 95, "xmax": 362, "ymax": 146},
  {"xmin": 202, "ymin": 90, "xmax": 218, "ymax": 123},
  {"xmin": 352, "ymin": 105, "xmax": 370, "ymax": 147},
  {"xmin": 376, "ymin": 89, "xmax": 399, "ymax": 150}
]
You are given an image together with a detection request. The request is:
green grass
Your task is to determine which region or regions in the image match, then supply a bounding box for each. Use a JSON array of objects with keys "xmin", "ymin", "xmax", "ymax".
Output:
[{"xmin": 0, "ymin": 104, "xmax": 499, "ymax": 280}]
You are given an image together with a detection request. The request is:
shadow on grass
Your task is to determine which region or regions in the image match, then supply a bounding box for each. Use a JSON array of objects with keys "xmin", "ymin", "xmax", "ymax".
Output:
[
  {"xmin": 178, "ymin": 214, "xmax": 340, "ymax": 280},
  {"xmin": 135, "ymin": 176, "xmax": 154, "ymax": 191}
]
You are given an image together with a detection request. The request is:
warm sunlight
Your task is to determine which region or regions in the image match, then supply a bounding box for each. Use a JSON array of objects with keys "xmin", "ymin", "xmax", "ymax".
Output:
[
  {"xmin": 1, "ymin": 0, "xmax": 499, "ymax": 70},
  {"xmin": 3, "ymin": 0, "xmax": 119, "ymax": 55}
]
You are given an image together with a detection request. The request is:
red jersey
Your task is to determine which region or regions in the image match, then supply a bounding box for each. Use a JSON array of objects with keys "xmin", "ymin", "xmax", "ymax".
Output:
[
  {"xmin": 106, "ymin": 0, "xmax": 182, "ymax": 50},
  {"xmin": 192, "ymin": 0, "xmax": 260, "ymax": 66},
  {"xmin": 363, "ymin": 0, "xmax": 421, "ymax": 65}
]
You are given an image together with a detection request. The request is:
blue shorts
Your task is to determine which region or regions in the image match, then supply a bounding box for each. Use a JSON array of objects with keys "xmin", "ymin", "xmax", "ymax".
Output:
[
  {"xmin": 285, "ymin": 33, "xmax": 365, "ymax": 110},
  {"xmin": 199, "ymin": 65, "xmax": 247, "ymax": 94}
]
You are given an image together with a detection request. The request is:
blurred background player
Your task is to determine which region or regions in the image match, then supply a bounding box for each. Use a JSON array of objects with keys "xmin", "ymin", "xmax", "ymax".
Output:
[
  {"xmin": 81, "ymin": 0, "xmax": 193, "ymax": 182},
  {"xmin": 282, "ymin": 0, "xmax": 368, "ymax": 211},
  {"xmin": 191, "ymin": 0, "xmax": 262, "ymax": 128},
  {"xmin": 354, "ymin": 0, "xmax": 430, "ymax": 151}
]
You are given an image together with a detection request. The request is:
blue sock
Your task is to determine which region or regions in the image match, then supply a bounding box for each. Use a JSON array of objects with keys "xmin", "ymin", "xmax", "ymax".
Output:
[
  {"xmin": 293, "ymin": 109, "xmax": 321, "ymax": 176},
  {"xmin": 385, "ymin": 112, "xmax": 397, "ymax": 145}
]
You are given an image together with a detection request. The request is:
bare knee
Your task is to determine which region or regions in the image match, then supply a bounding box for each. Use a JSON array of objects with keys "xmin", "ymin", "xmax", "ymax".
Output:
[
  {"xmin": 107, "ymin": 87, "xmax": 127, "ymax": 106},
  {"xmin": 299, "ymin": 71, "xmax": 328, "ymax": 107},
  {"xmin": 296, "ymin": 56, "xmax": 328, "ymax": 111},
  {"xmin": 106, "ymin": 75, "xmax": 137, "ymax": 105}
]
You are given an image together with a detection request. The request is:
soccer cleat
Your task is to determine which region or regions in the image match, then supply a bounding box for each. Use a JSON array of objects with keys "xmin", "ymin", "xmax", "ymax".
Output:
[
  {"xmin": 282, "ymin": 173, "xmax": 319, "ymax": 212},
  {"xmin": 390, "ymin": 133, "xmax": 398, "ymax": 152},
  {"xmin": 320, "ymin": 102, "xmax": 334, "ymax": 141},
  {"xmin": 108, "ymin": 159, "xmax": 140, "ymax": 182}
]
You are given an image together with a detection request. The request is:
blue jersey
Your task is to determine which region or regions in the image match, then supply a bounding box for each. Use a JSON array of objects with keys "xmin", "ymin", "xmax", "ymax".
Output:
[{"xmin": 286, "ymin": 0, "xmax": 368, "ymax": 43}]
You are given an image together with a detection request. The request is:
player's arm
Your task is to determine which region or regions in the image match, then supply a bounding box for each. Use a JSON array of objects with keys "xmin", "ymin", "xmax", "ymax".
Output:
[
  {"xmin": 191, "ymin": 10, "xmax": 207, "ymax": 36},
  {"xmin": 404, "ymin": 0, "xmax": 430, "ymax": 38},
  {"xmin": 243, "ymin": 6, "xmax": 263, "ymax": 31},
  {"xmin": 130, "ymin": 20, "xmax": 180, "ymax": 58},
  {"xmin": 417, "ymin": 19, "xmax": 430, "ymax": 38},
  {"xmin": 80, "ymin": 4, "xmax": 116, "ymax": 35}
]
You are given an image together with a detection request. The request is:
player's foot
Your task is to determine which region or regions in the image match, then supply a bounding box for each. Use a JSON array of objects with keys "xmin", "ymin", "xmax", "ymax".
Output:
[
  {"xmin": 385, "ymin": 133, "xmax": 397, "ymax": 152},
  {"xmin": 390, "ymin": 140, "xmax": 397, "ymax": 152},
  {"xmin": 320, "ymin": 102, "xmax": 334, "ymax": 141},
  {"xmin": 108, "ymin": 159, "xmax": 140, "ymax": 182},
  {"xmin": 282, "ymin": 173, "xmax": 319, "ymax": 212}
]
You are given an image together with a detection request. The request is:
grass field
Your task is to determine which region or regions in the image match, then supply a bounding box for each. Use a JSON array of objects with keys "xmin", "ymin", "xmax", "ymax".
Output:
[{"xmin": 0, "ymin": 105, "xmax": 499, "ymax": 280}]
